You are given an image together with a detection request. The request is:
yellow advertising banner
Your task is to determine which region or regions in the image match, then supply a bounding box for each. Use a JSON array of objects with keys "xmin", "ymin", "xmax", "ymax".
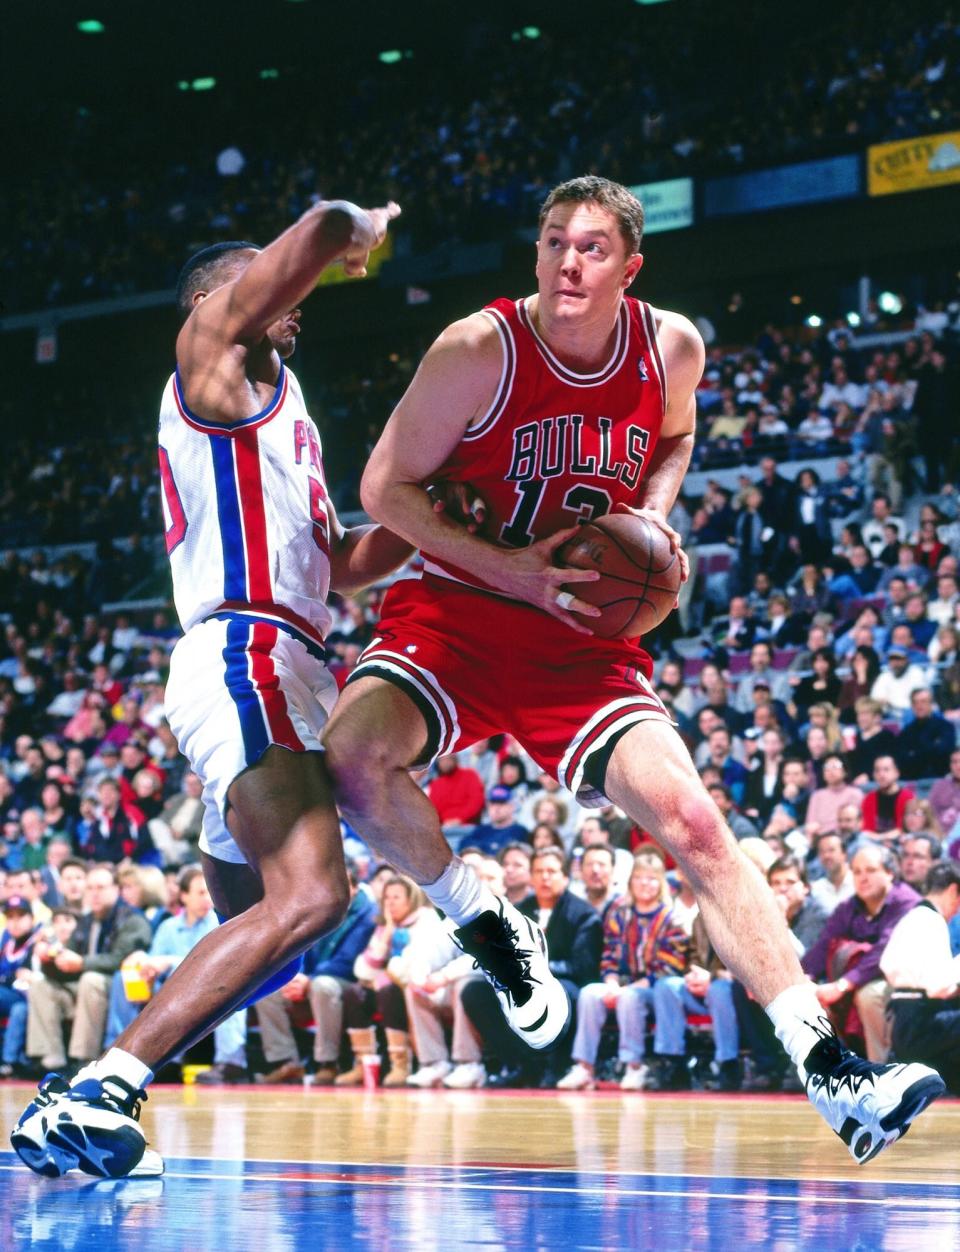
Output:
[
  {"xmin": 316, "ymin": 232, "xmax": 393, "ymax": 287},
  {"xmin": 868, "ymin": 130, "xmax": 960, "ymax": 197}
]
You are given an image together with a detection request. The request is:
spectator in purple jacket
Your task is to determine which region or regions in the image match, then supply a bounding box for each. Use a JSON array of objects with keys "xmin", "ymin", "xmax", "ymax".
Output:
[{"xmin": 801, "ymin": 845, "xmax": 920, "ymax": 1061}]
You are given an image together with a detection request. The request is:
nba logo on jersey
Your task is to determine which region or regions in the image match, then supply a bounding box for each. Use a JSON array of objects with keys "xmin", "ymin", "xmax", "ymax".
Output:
[{"xmin": 638, "ymin": 358, "xmax": 649, "ymax": 382}]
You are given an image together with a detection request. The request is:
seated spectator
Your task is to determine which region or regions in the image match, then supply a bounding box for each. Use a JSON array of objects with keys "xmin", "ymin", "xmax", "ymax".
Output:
[
  {"xmin": 531, "ymin": 823, "xmax": 567, "ymax": 855},
  {"xmin": 0, "ymin": 894, "xmax": 41, "ymax": 1078},
  {"xmin": 929, "ymin": 574, "xmax": 959, "ymax": 628},
  {"xmin": 847, "ymin": 697, "xmax": 899, "ymax": 784},
  {"xmin": 895, "ymin": 688, "xmax": 956, "ymax": 780},
  {"xmin": 519, "ymin": 772, "xmax": 578, "ymax": 845},
  {"xmin": 46, "ymin": 855, "xmax": 87, "ymax": 913},
  {"xmin": 75, "ymin": 777, "xmax": 156, "ymax": 864},
  {"xmin": 11, "ymin": 809, "xmax": 50, "ymax": 872},
  {"xmin": 929, "ymin": 748, "xmax": 960, "ymax": 839},
  {"xmin": 790, "ymin": 650, "xmax": 842, "ymax": 723},
  {"xmin": 914, "ymin": 518, "xmax": 948, "ymax": 575},
  {"xmin": 468, "ymin": 786, "xmax": 531, "ymax": 857},
  {"xmin": 768, "ymin": 855, "xmax": 829, "ymax": 952},
  {"xmin": 38, "ymin": 782, "xmax": 76, "ymax": 845},
  {"xmin": 712, "ymin": 595, "xmax": 758, "ymax": 654},
  {"xmin": 463, "ymin": 848, "xmax": 601, "ymax": 1089},
  {"xmin": 149, "ymin": 771, "xmax": 205, "ymax": 866},
  {"xmin": 862, "ymin": 756, "xmax": 915, "ymax": 844},
  {"xmin": 4, "ymin": 869, "xmax": 52, "ymax": 926},
  {"xmin": 570, "ymin": 843, "xmax": 617, "ymax": 915},
  {"xmin": 777, "ymin": 758, "xmax": 814, "ymax": 830},
  {"xmin": 498, "ymin": 842, "xmax": 534, "ymax": 906},
  {"xmin": 898, "ymin": 832, "xmax": 942, "ymax": 894},
  {"xmin": 801, "ymin": 846, "xmax": 920, "ymax": 1061},
  {"xmin": 828, "ymin": 458, "xmax": 863, "ymax": 517},
  {"xmin": 877, "ymin": 544, "xmax": 931, "ymax": 594},
  {"xmin": 809, "ymin": 833, "xmax": 855, "ymax": 914},
  {"xmin": 25, "ymin": 863, "xmax": 151, "ymax": 1074},
  {"xmin": 557, "ymin": 853, "xmax": 688, "ymax": 1092},
  {"xmin": 706, "ymin": 782, "xmax": 758, "ymax": 841},
  {"xmin": 827, "ymin": 545, "xmax": 881, "ymax": 601},
  {"xmin": 881, "ymin": 862, "xmax": 960, "ymax": 1093},
  {"xmin": 426, "ymin": 755, "xmax": 485, "ymax": 835},
  {"xmin": 255, "ymin": 860, "xmax": 377, "ymax": 1085},
  {"xmin": 403, "ymin": 871, "xmax": 490, "ymax": 1089},
  {"xmin": 743, "ymin": 729, "xmax": 789, "ymax": 826},
  {"xmin": 338, "ymin": 875, "xmax": 440, "ymax": 1088},
  {"xmin": 116, "ymin": 862, "xmax": 171, "ymax": 934},
  {"xmin": 838, "ymin": 646, "xmax": 881, "ymax": 722},
  {"xmin": 655, "ymin": 906, "xmax": 741, "ymax": 1091},
  {"xmin": 787, "ymin": 564, "xmax": 834, "ymax": 620},
  {"xmin": 697, "ymin": 726, "xmax": 748, "ymax": 803},
  {"xmin": 861, "ymin": 495, "xmax": 905, "ymax": 561},
  {"xmin": 576, "ymin": 816, "xmax": 634, "ymax": 894},
  {"xmin": 804, "ymin": 754, "xmax": 863, "ymax": 839},
  {"xmin": 103, "ymin": 865, "xmax": 249, "ymax": 1085},
  {"xmin": 734, "ymin": 642, "xmax": 790, "ymax": 714}
]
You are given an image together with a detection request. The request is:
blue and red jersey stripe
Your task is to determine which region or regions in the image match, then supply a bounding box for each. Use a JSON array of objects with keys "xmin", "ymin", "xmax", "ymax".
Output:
[{"xmin": 222, "ymin": 618, "xmax": 304, "ymax": 762}]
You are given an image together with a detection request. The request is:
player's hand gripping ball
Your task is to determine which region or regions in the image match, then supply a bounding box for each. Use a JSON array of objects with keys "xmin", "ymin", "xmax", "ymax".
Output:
[{"xmin": 556, "ymin": 513, "xmax": 682, "ymax": 639}]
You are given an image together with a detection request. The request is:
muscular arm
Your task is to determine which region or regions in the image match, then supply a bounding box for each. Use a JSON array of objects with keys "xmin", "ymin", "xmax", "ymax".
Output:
[
  {"xmin": 176, "ymin": 200, "xmax": 398, "ymax": 425},
  {"xmin": 360, "ymin": 314, "xmax": 505, "ymax": 581},
  {"xmin": 360, "ymin": 316, "xmax": 600, "ymax": 631},
  {"xmin": 326, "ymin": 499, "xmax": 415, "ymax": 597}
]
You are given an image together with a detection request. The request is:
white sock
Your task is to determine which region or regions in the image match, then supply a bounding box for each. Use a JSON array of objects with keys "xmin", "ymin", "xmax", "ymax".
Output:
[
  {"xmin": 75, "ymin": 1048, "xmax": 154, "ymax": 1095},
  {"xmin": 422, "ymin": 857, "xmax": 498, "ymax": 925},
  {"xmin": 765, "ymin": 984, "xmax": 833, "ymax": 1072}
]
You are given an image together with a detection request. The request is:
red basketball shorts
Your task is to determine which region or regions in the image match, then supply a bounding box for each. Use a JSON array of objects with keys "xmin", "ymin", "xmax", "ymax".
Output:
[{"xmin": 347, "ymin": 575, "xmax": 674, "ymax": 806}]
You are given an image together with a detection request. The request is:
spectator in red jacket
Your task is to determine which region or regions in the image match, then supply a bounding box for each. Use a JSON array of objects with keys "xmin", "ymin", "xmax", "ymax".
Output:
[
  {"xmin": 426, "ymin": 755, "xmax": 485, "ymax": 832},
  {"xmin": 861, "ymin": 756, "xmax": 915, "ymax": 844}
]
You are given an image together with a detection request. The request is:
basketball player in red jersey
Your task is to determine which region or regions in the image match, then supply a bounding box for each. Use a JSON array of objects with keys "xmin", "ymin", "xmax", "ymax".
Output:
[{"xmin": 324, "ymin": 177, "xmax": 943, "ymax": 1161}]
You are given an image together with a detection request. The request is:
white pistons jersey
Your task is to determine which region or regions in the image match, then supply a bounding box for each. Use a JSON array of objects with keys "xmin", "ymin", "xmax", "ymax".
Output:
[{"xmin": 157, "ymin": 363, "xmax": 333, "ymax": 644}]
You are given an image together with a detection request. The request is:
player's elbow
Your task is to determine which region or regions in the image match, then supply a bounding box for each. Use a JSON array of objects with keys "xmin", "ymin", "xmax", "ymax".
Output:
[{"xmin": 359, "ymin": 464, "xmax": 389, "ymax": 521}]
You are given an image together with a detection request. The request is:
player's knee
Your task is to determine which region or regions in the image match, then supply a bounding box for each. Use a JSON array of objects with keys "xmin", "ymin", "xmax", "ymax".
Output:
[
  {"xmin": 662, "ymin": 795, "xmax": 733, "ymax": 871},
  {"xmin": 278, "ymin": 881, "xmax": 351, "ymax": 953},
  {"xmin": 323, "ymin": 724, "xmax": 392, "ymax": 809}
]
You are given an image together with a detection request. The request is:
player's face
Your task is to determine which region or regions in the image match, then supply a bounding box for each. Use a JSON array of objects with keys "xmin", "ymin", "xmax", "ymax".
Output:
[{"xmin": 535, "ymin": 202, "xmax": 641, "ymax": 325}]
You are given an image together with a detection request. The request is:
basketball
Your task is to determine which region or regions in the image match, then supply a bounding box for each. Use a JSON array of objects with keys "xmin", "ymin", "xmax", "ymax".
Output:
[{"xmin": 556, "ymin": 513, "xmax": 681, "ymax": 639}]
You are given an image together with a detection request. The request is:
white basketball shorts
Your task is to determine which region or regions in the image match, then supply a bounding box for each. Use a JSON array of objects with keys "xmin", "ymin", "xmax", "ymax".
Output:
[{"xmin": 165, "ymin": 611, "xmax": 338, "ymax": 864}]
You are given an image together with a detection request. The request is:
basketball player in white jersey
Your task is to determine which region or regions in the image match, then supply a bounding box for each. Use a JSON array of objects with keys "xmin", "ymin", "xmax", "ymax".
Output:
[{"xmin": 11, "ymin": 196, "xmax": 570, "ymax": 1180}]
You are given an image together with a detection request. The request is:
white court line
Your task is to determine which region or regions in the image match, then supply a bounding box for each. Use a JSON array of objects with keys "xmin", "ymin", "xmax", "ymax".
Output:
[{"xmin": 0, "ymin": 1161, "xmax": 952, "ymax": 1209}]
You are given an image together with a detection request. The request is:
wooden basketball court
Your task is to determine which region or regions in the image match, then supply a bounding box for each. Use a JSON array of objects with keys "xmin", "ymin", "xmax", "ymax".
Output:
[{"xmin": 2, "ymin": 1083, "xmax": 958, "ymax": 1249}]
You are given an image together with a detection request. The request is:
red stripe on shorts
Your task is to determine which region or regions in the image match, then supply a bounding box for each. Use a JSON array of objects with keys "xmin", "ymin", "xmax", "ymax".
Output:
[{"xmin": 249, "ymin": 622, "xmax": 304, "ymax": 752}]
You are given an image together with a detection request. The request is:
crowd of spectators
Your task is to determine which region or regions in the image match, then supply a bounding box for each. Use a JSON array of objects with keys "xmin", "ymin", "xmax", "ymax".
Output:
[{"xmin": 4, "ymin": 2, "xmax": 958, "ymax": 312}]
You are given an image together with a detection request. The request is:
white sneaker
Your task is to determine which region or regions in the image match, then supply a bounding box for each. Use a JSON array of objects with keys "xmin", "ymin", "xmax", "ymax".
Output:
[
  {"xmin": 129, "ymin": 1147, "xmax": 165, "ymax": 1177},
  {"xmin": 556, "ymin": 1062, "xmax": 595, "ymax": 1090},
  {"xmin": 619, "ymin": 1064, "xmax": 649, "ymax": 1091},
  {"xmin": 450, "ymin": 898, "xmax": 570, "ymax": 1050},
  {"xmin": 801, "ymin": 1019, "xmax": 945, "ymax": 1164},
  {"xmin": 442, "ymin": 1062, "xmax": 487, "ymax": 1089},
  {"xmin": 406, "ymin": 1061, "xmax": 453, "ymax": 1088}
]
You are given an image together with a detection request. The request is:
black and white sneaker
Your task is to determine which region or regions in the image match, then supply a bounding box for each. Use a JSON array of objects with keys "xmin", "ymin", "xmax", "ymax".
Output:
[
  {"xmin": 10, "ymin": 1074, "xmax": 79, "ymax": 1178},
  {"xmin": 801, "ymin": 1019, "xmax": 945, "ymax": 1164},
  {"xmin": 43, "ymin": 1076, "xmax": 149, "ymax": 1179},
  {"xmin": 451, "ymin": 898, "xmax": 570, "ymax": 1049}
]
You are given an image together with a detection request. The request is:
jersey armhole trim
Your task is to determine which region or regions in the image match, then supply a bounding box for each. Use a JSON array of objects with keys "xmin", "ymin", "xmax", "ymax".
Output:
[
  {"xmin": 641, "ymin": 303, "xmax": 668, "ymax": 418},
  {"xmin": 173, "ymin": 365, "xmax": 288, "ymax": 436},
  {"xmin": 462, "ymin": 308, "xmax": 516, "ymax": 442}
]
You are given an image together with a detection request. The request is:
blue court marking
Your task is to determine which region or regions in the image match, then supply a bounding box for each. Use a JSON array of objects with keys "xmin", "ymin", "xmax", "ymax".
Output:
[{"xmin": 3, "ymin": 1153, "xmax": 958, "ymax": 1251}]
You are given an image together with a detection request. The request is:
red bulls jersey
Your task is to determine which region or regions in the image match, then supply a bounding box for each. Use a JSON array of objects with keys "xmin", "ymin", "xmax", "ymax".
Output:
[{"xmin": 423, "ymin": 294, "xmax": 667, "ymax": 594}]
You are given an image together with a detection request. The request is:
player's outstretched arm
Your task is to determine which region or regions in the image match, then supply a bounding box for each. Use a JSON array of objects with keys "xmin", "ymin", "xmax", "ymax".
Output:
[
  {"xmin": 186, "ymin": 200, "xmax": 400, "ymax": 349},
  {"xmin": 361, "ymin": 317, "xmax": 600, "ymax": 634},
  {"xmin": 613, "ymin": 308, "xmax": 703, "ymax": 582}
]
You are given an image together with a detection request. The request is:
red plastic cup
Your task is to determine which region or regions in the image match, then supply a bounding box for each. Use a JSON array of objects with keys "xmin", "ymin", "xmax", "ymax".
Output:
[{"xmin": 361, "ymin": 1053, "xmax": 381, "ymax": 1091}]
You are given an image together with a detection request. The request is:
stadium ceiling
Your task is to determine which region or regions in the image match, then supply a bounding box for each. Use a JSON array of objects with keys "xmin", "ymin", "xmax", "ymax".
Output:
[{"xmin": 7, "ymin": 0, "xmax": 669, "ymax": 101}]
